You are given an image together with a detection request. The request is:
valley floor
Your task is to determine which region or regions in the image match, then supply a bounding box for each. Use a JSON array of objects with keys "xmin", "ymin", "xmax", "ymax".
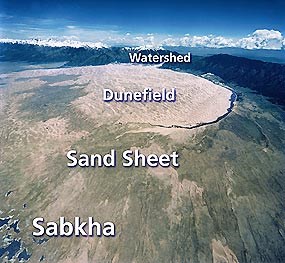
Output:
[{"xmin": 0, "ymin": 64, "xmax": 285, "ymax": 263}]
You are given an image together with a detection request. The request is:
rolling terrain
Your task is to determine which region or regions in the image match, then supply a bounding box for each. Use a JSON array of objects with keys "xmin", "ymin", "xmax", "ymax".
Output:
[{"xmin": 0, "ymin": 62, "xmax": 285, "ymax": 262}]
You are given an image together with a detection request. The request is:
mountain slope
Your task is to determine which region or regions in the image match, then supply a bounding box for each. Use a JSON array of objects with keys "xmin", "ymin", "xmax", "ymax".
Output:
[
  {"xmin": 1, "ymin": 42, "xmax": 285, "ymax": 106},
  {"xmin": 0, "ymin": 42, "xmax": 169, "ymax": 66},
  {"xmin": 163, "ymin": 54, "xmax": 285, "ymax": 107}
]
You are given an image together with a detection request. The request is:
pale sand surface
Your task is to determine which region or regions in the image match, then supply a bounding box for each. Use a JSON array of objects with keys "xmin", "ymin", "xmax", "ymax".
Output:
[
  {"xmin": 2, "ymin": 64, "xmax": 282, "ymax": 263},
  {"xmin": 212, "ymin": 239, "xmax": 239, "ymax": 263},
  {"xmin": 2, "ymin": 64, "xmax": 233, "ymax": 128}
]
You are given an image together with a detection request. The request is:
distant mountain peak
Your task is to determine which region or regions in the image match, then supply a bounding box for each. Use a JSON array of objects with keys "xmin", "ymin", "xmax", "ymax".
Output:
[
  {"xmin": 133, "ymin": 45, "xmax": 165, "ymax": 51},
  {"xmin": 0, "ymin": 38, "xmax": 168, "ymax": 52},
  {"xmin": 0, "ymin": 38, "xmax": 108, "ymax": 49}
]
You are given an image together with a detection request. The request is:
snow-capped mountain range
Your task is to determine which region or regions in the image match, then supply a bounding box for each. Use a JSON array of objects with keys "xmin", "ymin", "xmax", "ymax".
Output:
[
  {"xmin": 0, "ymin": 38, "xmax": 284, "ymax": 107},
  {"xmin": 0, "ymin": 38, "xmax": 165, "ymax": 50},
  {"xmin": 0, "ymin": 38, "xmax": 110, "ymax": 49}
]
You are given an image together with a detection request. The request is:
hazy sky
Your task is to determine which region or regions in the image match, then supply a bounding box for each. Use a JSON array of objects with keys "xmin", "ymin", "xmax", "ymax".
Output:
[{"xmin": 0, "ymin": 0, "xmax": 284, "ymax": 48}]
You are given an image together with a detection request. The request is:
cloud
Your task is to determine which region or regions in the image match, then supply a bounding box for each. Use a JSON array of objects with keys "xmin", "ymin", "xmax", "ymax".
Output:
[
  {"xmin": 0, "ymin": 37, "xmax": 107, "ymax": 49},
  {"xmin": 66, "ymin": 25, "xmax": 76, "ymax": 29},
  {"xmin": 178, "ymin": 35, "xmax": 236, "ymax": 48},
  {"xmin": 160, "ymin": 30, "xmax": 284, "ymax": 50},
  {"xmin": 237, "ymin": 29, "xmax": 284, "ymax": 50},
  {"xmin": 162, "ymin": 38, "xmax": 177, "ymax": 46},
  {"xmin": 0, "ymin": 13, "xmax": 14, "ymax": 20},
  {"xmin": 0, "ymin": 20, "xmax": 284, "ymax": 50},
  {"xmin": 113, "ymin": 29, "xmax": 284, "ymax": 50}
]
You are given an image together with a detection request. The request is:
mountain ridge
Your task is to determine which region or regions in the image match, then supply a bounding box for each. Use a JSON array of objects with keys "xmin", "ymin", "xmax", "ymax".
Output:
[
  {"xmin": 1, "ymin": 42, "xmax": 285, "ymax": 107},
  {"xmin": 162, "ymin": 54, "xmax": 285, "ymax": 107}
]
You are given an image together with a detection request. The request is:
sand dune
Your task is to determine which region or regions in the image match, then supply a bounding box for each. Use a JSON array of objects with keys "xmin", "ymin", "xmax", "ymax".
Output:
[{"xmin": 4, "ymin": 64, "xmax": 233, "ymax": 128}]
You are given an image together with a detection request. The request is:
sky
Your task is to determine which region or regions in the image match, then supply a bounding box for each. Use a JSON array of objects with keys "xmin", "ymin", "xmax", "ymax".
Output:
[{"xmin": 0, "ymin": 0, "xmax": 285, "ymax": 49}]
